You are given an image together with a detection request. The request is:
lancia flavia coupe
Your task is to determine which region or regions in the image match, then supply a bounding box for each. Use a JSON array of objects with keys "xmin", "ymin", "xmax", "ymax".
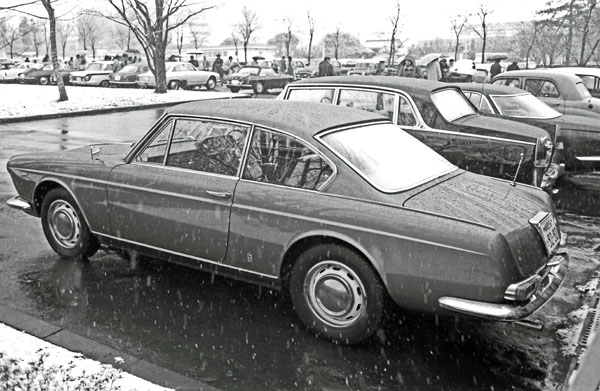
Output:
[{"xmin": 7, "ymin": 99, "xmax": 568, "ymax": 344}]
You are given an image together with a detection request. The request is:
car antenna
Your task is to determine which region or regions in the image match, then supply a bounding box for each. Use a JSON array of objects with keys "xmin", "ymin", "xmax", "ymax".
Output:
[{"xmin": 510, "ymin": 153, "xmax": 524, "ymax": 187}]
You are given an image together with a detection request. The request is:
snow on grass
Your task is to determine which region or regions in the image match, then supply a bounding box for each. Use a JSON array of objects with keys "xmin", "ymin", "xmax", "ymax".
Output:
[
  {"xmin": 0, "ymin": 84, "xmax": 236, "ymax": 119},
  {"xmin": 0, "ymin": 323, "xmax": 173, "ymax": 391}
]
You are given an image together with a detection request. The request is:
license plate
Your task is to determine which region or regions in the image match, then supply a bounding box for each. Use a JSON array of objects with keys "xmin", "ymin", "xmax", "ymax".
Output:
[
  {"xmin": 231, "ymin": 80, "xmax": 240, "ymax": 85},
  {"xmin": 529, "ymin": 212, "xmax": 560, "ymax": 255}
]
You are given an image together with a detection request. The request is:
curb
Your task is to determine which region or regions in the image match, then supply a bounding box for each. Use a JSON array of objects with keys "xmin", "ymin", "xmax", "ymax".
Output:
[
  {"xmin": 0, "ymin": 303, "xmax": 219, "ymax": 391},
  {"xmin": 0, "ymin": 100, "xmax": 199, "ymax": 125}
]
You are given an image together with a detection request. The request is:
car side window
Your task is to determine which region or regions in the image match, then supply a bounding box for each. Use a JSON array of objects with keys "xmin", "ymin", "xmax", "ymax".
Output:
[
  {"xmin": 397, "ymin": 96, "xmax": 417, "ymax": 126},
  {"xmin": 243, "ymin": 127, "xmax": 333, "ymax": 190},
  {"xmin": 525, "ymin": 79, "xmax": 560, "ymax": 98},
  {"xmin": 135, "ymin": 120, "xmax": 173, "ymax": 164},
  {"xmin": 493, "ymin": 78, "xmax": 520, "ymax": 88},
  {"xmin": 165, "ymin": 119, "xmax": 249, "ymax": 176},
  {"xmin": 263, "ymin": 68, "xmax": 276, "ymax": 76},
  {"xmin": 287, "ymin": 88, "xmax": 335, "ymax": 104},
  {"xmin": 337, "ymin": 89, "xmax": 395, "ymax": 120},
  {"xmin": 172, "ymin": 64, "xmax": 182, "ymax": 72},
  {"xmin": 182, "ymin": 63, "xmax": 194, "ymax": 72},
  {"xmin": 467, "ymin": 92, "xmax": 494, "ymax": 114}
]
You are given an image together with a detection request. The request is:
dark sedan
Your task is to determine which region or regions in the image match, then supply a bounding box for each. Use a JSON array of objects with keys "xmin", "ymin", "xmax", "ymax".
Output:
[
  {"xmin": 225, "ymin": 66, "xmax": 293, "ymax": 94},
  {"xmin": 6, "ymin": 99, "xmax": 567, "ymax": 344},
  {"xmin": 279, "ymin": 76, "xmax": 558, "ymax": 189},
  {"xmin": 19, "ymin": 62, "xmax": 71, "ymax": 85},
  {"xmin": 460, "ymin": 83, "xmax": 600, "ymax": 169},
  {"xmin": 109, "ymin": 62, "xmax": 149, "ymax": 87}
]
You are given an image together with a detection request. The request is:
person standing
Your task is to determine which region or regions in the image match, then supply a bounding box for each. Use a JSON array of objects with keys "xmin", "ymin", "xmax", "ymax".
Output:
[
  {"xmin": 279, "ymin": 56, "xmax": 287, "ymax": 74},
  {"xmin": 507, "ymin": 61, "xmax": 520, "ymax": 71},
  {"xmin": 318, "ymin": 56, "xmax": 334, "ymax": 77},
  {"xmin": 42, "ymin": 54, "xmax": 49, "ymax": 62},
  {"xmin": 112, "ymin": 55, "xmax": 122, "ymax": 72},
  {"xmin": 212, "ymin": 54, "xmax": 224, "ymax": 80},
  {"xmin": 286, "ymin": 56, "xmax": 295, "ymax": 78},
  {"xmin": 397, "ymin": 55, "xmax": 420, "ymax": 78},
  {"xmin": 189, "ymin": 55, "xmax": 199, "ymax": 68},
  {"xmin": 202, "ymin": 56, "xmax": 210, "ymax": 71},
  {"xmin": 426, "ymin": 58, "xmax": 442, "ymax": 81},
  {"xmin": 225, "ymin": 56, "xmax": 239, "ymax": 74},
  {"xmin": 79, "ymin": 54, "xmax": 87, "ymax": 70},
  {"xmin": 490, "ymin": 58, "xmax": 502, "ymax": 78}
]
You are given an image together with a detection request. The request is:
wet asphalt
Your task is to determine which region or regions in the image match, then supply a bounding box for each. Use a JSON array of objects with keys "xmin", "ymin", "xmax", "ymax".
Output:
[{"xmin": 1, "ymin": 107, "xmax": 599, "ymax": 391}]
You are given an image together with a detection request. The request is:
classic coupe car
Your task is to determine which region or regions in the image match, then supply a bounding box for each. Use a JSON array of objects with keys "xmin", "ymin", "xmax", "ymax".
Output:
[
  {"xmin": 225, "ymin": 66, "xmax": 293, "ymax": 94},
  {"xmin": 279, "ymin": 76, "xmax": 558, "ymax": 189},
  {"xmin": 109, "ymin": 62, "xmax": 149, "ymax": 87},
  {"xmin": 459, "ymin": 83, "xmax": 600, "ymax": 168},
  {"xmin": 0, "ymin": 62, "xmax": 43, "ymax": 82},
  {"xmin": 137, "ymin": 61, "xmax": 219, "ymax": 90},
  {"xmin": 296, "ymin": 59, "xmax": 349, "ymax": 79},
  {"xmin": 6, "ymin": 99, "xmax": 568, "ymax": 344},
  {"xmin": 19, "ymin": 62, "xmax": 71, "ymax": 85},
  {"xmin": 491, "ymin": 70, "xmax": 600, "ymax": 119},
  {"xmin": 70, "ymin": 61, "xmax": 115, "ymax": 87}
]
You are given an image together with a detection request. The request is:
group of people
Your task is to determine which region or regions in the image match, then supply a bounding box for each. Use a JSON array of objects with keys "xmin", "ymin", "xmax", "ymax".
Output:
[
  {"xmin": 397, "ymin": 55, "xmax": 456, "ymax": 81},
  {"xmin": 188, "ymin": 54, "xmax": 240, "ymax": 81}
]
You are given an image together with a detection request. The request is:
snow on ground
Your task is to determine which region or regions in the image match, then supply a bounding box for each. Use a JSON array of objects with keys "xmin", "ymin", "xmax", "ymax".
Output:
[
  {"xmin": 0, "ymin": 84, "xmax": 237, "ymax": 119},
  {"xmin": 0, "ymin": 322, "xmax": 173, "ymax": 391}
]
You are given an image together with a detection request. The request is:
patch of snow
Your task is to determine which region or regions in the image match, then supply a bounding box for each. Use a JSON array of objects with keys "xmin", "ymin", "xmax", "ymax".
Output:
[
  {"xmin": 556, "ymin": 305, "xmax": 588, "ymax": 357},
  {"xmin": 0, "ymin": 322, "xmax": 173, "ymax": 391}
]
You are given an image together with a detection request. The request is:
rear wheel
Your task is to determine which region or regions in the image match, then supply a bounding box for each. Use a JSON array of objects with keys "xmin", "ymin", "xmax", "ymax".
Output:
[
  {"xmin": 168, "ymin": 80, "xmax": 180, "ymax": 90},
  {"xmin": 99, "ymin": 80, "xmax": 110, "ymax": 88},
  {"xmin": 38, "ymin": 76, "xmax": 49, "ymax": 85},
  {"xmin": 253, "ymin": 81, "xmax": 265, "ymax": 94},
  {"xmin": 289, "ymin": 244, "xmax": 384, "ymax": 344},
  {"xmin": 41, "ymin": 188, "xmax": 99, "ymax": 260},
  {"xmin": 205, "ymin": 77, "xmax": 217, "ymax": 90}
]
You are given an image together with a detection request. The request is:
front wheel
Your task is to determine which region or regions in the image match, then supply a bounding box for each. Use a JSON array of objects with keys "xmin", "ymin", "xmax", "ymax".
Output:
[
  {"xmin": 289, "ymin": 244, "xmax": 384, "ymax": 344},
  {"xmin": 253, "ymin": 81, "xmax": 265, "ymax": 94},
  {"xmin": 99, "ymin": 80, "xmax": 110, "ymax": 88},
  {"xmin": 41, "ymin": 188, "xmax": 99, "ymax": 260},
  {"xmin": 168, "ymin": 80, "xmax": 180, "ymax": 90},
  {"xmin": 39, "ymin": 76, "xmax": 49, "ymax": 85},
  {"xmin": 205, "ymin": 77, "xmax": 217, "ymax": 90}
]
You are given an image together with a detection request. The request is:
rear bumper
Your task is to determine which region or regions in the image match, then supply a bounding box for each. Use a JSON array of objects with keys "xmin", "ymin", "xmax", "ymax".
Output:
[
  {"xmin": 6, "ymin": 196, "xmax": 35, "ymax": 216},
  {"xmin": 438, "ymin": 250, "xmax": 569, "ymax": 321}
]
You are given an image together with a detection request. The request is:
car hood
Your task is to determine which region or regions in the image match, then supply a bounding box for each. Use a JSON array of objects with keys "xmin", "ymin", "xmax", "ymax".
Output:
[
  {"xmin": 453, "ymin": 114, "xmax": 549, "ymax": 141},
  {"xmin": 403, "ymin": 171, "xmax": 555, "ymax": 275}
]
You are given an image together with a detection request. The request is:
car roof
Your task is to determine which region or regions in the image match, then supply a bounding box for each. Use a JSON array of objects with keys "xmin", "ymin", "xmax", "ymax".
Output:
[
  {"xmin": 166, "ymin": 99, "xmax": 389, "ymax": 138},
  {"xmin": 547, "ymin": 67, "xmax": 600, "ymax": 76},
  {"xmin": 457, "ymin": 82, "xmax": 528, "ymax": 96},
  {"xmin": 291, "ymin": 75, "xmax": 455, "ymax": 101},
  {"xmin": 492, "ymin": 69, "xmax": 583, "ymax": 82}
]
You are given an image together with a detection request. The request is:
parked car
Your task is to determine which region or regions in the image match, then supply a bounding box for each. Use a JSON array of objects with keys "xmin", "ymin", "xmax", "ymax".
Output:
[
  {"xmin": 0, "ymin": 62, "xmax": 43, "ymax": 83},
  {"xmin": 137, "ymin": 61, "xmax": 219, "ymax": 90},
  {"xmin": 225, "ymin": 66, "xmax": 293, "ymax": 94},
  {"xmin": 491, "ymin": 70, "xmax": 600, "ymax": 119},
  {"xmin": 279, "ymin": 76, "xmax": 558, "ymax": 189},
  {"xmin": 546, "ymin": 67, "xmax": 600, "ymax": 98},
  {"xmin": 109, "ymin": 62, "xmax": 149, "ymax": 87},
  {"xmin": 444, "ymin": 59, "xmax": 490, "ymax": 83},
  {"xmin": 6, "ymin": 99, "xmax": 568, "ymax": 344},
  {"xmin": 19, "ymin": 62, "xmax": 71, "ymax": 85},
  {"xmin": 296, "ymin": 59, "xmax": 349, "ymax": 79},
  {"xmin": 347, "ymin": 60, "xmax": 384, "ymax": 76},
  {"xmin": 70, "ymin": 61, "xmax": 115, "ymax": 87},
  {"xmin": 459, "ymin": 83, "xmax": 600, "ymax": 169}
]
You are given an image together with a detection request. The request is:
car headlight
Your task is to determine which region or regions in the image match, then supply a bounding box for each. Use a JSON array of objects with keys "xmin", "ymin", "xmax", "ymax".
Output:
[{"xmin": 84, "ymin": 75, "xmax": 91, "ymax": 82}]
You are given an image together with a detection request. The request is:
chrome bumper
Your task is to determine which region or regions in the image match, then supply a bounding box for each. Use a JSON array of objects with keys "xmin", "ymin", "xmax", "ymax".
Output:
[
  {"xmin": 6, "ymin": 196, "xmax": 35, "ymax": 215},
  {"xmin": 438, "ymin": 251, "xmax": 569, "ymax": 321}
]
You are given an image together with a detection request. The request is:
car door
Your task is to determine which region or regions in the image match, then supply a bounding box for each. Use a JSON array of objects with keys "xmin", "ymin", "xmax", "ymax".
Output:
[
  {"xmin": 524, "ymin": 78, "xmax": 565, "ymax": 113},
  {"xmin": 181, "ymin": 62, "xmax": 205, "ymax": 84},
  {"xmin": 107, "ymin": 117, "xmax": 250, "ymax": 265},
  {"xmin": 260, "ymin": 67, "xmax": 278, "ymax": 88}
]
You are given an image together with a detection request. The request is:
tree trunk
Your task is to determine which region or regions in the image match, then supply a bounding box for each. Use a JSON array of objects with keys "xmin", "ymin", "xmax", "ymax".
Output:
[
  {"xmin": 243, "ymin": 41, "xmax": 248, "ymax": 64},
  {"xmin": 42, "ymin": 0, "xmax": 68, "ymax": 102},
  {"xmin": 154, "ymin": 46, "xmax": 167, "ymax": 93},
  {"xmin": 308, "ymin": 34, "xmax": 313, "ymax": 65},
  {"xmin": 481, "ymin": 30, "xmax": 486, "ymax": 63}
]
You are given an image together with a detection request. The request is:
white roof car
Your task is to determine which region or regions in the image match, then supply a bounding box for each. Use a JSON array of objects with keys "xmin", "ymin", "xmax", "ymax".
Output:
[
  {"xmin": 0, "ymin": 62, "xmax": 43, "ymax": 81},
  {"xmin": 70, "ymin": 61, "xmax": 115, "ymax": 87}
]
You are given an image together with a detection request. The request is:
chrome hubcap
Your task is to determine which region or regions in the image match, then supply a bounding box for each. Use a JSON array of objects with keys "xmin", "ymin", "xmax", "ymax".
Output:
[
  {"xmin": 48, "ymin": 200, "xmax": 81, "ymax": 249},
  {"xmin": 304, "ymin": 261, "xmax": 366, "ymax": 328}
]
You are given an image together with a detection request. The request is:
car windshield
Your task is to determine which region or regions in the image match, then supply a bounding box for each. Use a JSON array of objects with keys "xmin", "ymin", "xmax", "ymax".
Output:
[
  {"xmin": 238, "ymin": 67, "xmax": 260, "ymax": 76},
  {"xmin": 120, "ymin": 64, "xmax": 138, "ymax": 73},
  {"xmin": 576, "ymin": 82, "xmax": 592, "ymax": 99},
  {"xmin": 490, "ymin": 93, "xmax": 561, "ymax": 119},
  {"xmin": 320, "ymin": 123, "xmax": 456, "ymax": 192},
  {"xmin": 86, "ymin": 63, "xmax": 105, "ymax": 71},
  {"xmin": 430, "ymin": 88, "xmax": 476, "ymax": 122}
]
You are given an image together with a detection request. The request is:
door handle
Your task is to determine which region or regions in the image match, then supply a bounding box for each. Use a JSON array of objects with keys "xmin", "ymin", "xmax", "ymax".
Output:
[{"xmin": 206, "ymin": 190, "xmax": 232, "ymax": 199}]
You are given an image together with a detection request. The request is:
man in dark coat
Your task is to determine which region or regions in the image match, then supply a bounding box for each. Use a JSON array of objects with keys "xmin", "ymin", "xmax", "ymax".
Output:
[
  {"xmin": 490, "ymin": 58, "xmax": 502, "ymax": 78},
  {"xmin": 318, "ymin": 56, "xmax": 334, "ymax": 77},
  {"xmin": 189, "ymin": 55, "xmax": 199, "ymax": 68},
  {"xmin": 507, "ymin": 61, "xmax": 520, "ymax": 71}
]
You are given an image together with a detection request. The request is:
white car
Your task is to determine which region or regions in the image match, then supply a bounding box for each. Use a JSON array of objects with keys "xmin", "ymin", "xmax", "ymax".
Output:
[
  {"xmin": 0, "ymin": 62, "xmax": 43, "ymax": 82},
  {"xmin": 70, "ymin": 61, "xmax": 115, "ymax": 87},
  {"xmin": 546, "ymin": 67, "xmax": 600, "ymax": 98},
  {"xmin": 137, "ymin": 61, "xmax": 219, "ymax": 90}
]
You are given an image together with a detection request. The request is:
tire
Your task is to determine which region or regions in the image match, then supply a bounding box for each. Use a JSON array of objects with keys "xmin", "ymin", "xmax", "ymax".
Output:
[
  {"xmin": 168, "ymin": 80, "xmax": 180, "ymax": 90},
  {"xmin": 228, "ymin": 87, "xmax": 240, "ymax": 93},
  {"xmin": 39, "ymin": 76, "xmax": 49, "ymax": 85},
  {"xmin": 289, "ymin": 244, "xmax": 384, "ymax": 344},
  {"xmin": 41, "ymin": 188, "xmax": 99, "ymax": 260},
  {"xmin": 253, "ymin": 81, "xmax": 265, "ymax": 94},
  {"xmin": 205, "ymin": 77, "xmax": 217, "ymax": 90},
  {"xmin": 99, "ymin": 80, "xmax": 110, "ymax": 88}
]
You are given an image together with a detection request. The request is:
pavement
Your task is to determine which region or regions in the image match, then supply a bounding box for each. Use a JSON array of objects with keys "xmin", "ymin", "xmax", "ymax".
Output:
[{"xmin": 0, "ymin": 303, "xmax": 219, "ymax": 391}]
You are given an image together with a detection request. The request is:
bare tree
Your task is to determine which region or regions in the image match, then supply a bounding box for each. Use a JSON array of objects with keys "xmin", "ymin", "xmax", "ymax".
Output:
[
  {"xmin": 577, "ymin": 0, "xmax": 600, "ymax": 65},
  {"xmin": 517, "ymin": 21, "xmax": 539, "ymax": 68},
  {"xmin": 30, "ymin": 18, "xmax": 43, "ymax": 57},
  {"xmin": 175, "ymin": 24, "xmax": 184, "ymax": 55},
  {"xmin": 189, "ymin": 21, "xmax": 207, "ymax": 49},
  {"xmin": 470, "ymin": 4, "xmax": 493, "ymax": 63},
  {"xmin": 306, "ymin": 10, "xmax": 315, "ymax": 65},
  {"xmin": 55, "ymin": 21, "xmax": 73, "ymax": 59},
  {"xmin": 450, "ymin": 15, "xmax": 467, "ymax": 61},
  {"xmin": 332, "ymin": 26, "xmax": 341, "ymax": 59},
  {"xmin": 282, "ymin": 16, "xmax": 293, "ymax": 57},
  {"xmin": 387, "ymin": 1, "xmax": 403, "ymax": 66},
  {"xmin": 235, "ymin": 6, "xmax": 260, "ymax": 64},
  {"xmin": 97, "ymin": 0, "xmax": 215, "ymax": 93},
  {"xmin": 0, "ymin": 18, "xmax": 21, "ymax": 58},
  {"xmin": 112, "ymin": 23, "xmax": 131, "ymax": 51},
  {"xmin": 41, "ymin": 0, "xmax": 68, "ymax": 101},
  {"xmin": 77, "ymin": 14, "xmax": 103, "ymax": 58}
]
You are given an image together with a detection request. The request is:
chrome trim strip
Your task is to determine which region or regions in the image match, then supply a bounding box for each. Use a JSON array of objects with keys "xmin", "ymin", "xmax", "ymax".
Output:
[
  {"xmin": 439, "ymin": 252, "xmax": 569, "ymax": 321},
  {"xmin": 19, "ymin": 168, "xmax": 109, "ymax": 186},
  {"xmin": 233, "ymin": 202, "xmax": 488, "ymax": 256},
  {"xmin": 107, "ymin": 181, "xmax": 232, "ymax": 206},
  {"xmin": 94, "ymin": 232, "xmax": 278, "ymax": 280}
]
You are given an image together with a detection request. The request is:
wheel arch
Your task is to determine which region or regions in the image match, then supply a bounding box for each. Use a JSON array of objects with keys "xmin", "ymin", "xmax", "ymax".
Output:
[
  {"xmin": 33, "ymin": 179, "xmax": 91, "ymax": 228},
  {"xmin": 279, "ymin": 232, "xmax": 386, "ymax": 292}
]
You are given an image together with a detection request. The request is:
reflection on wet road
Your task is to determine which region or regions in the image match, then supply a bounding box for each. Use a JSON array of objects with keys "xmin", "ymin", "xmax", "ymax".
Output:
[{"xmin": 0, "ymin": 109, "xmax": 599, "ymax": 390}]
